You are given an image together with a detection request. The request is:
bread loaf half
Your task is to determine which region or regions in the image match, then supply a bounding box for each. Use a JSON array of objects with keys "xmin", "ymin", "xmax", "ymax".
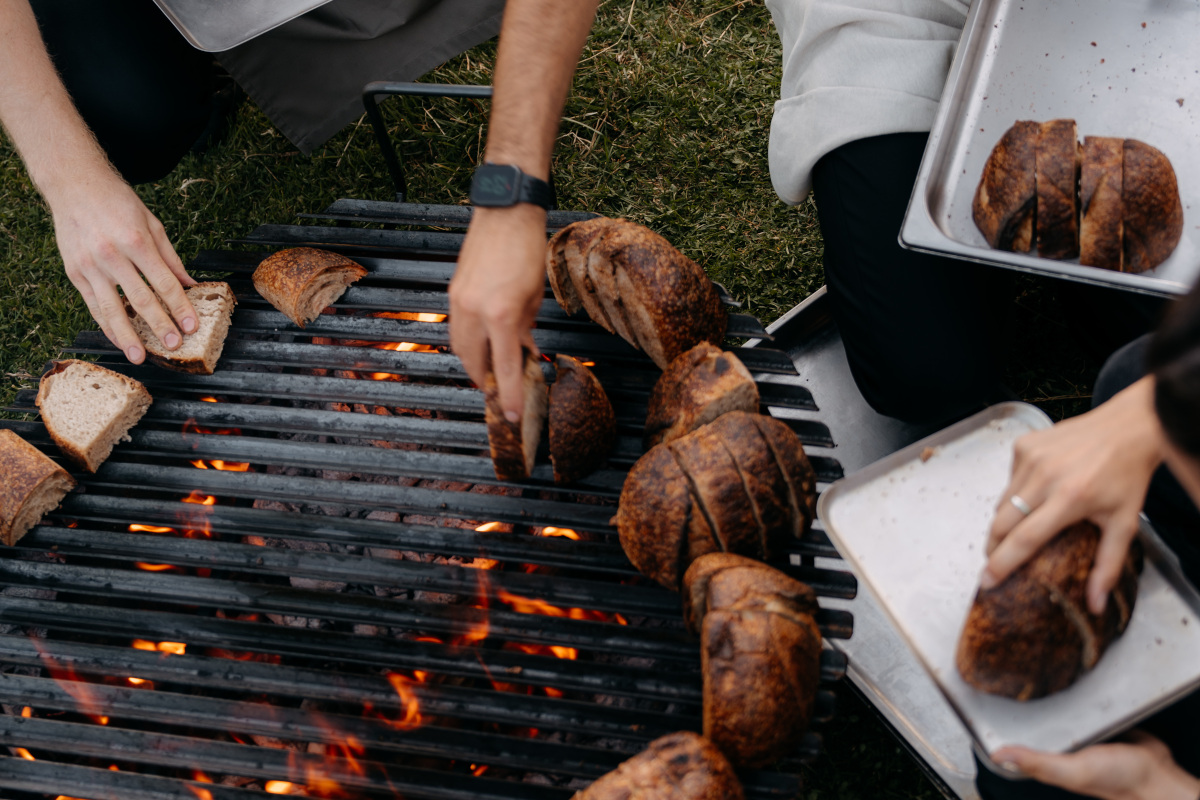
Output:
[
  {"xmin": 484, "ymin": 351, "xmax": 549, "ymax": 481},
  {"xmin": 973, "ymin": 120, "xmax": 1038, "ymax": 252},
  {"xmin": 547, "ymin": 217, "xmax": 728, "ymax": 369},
  {"xmin": 549, "ymin": 355, "xmax": 615, "ymax": 484},
  {"xmin": 956, "ymin": 521, "xmax": 1139, "ymax": 700},
  {"xmin": 127, "ymin": 282, "xmax": 236, "ymax": 375},
  {"xmin": 0, "ymin": 429, "xmax": 76, "ymax": 546},
  {"xmin": 571, "ymin": 731, "xmax": 743, "ymax": 800},
  {"xmin": 645, "ymin": 342, "xmax": 759, "ymax": 448},
  {"xmin": 1035, "ymin": 119, "xmax": 1081, "ymax": 259},
  {"xmin": 253, "ymin": 247, "xmax": 368, "ymax": 328},
  {"xmin": 613, "ymin": 411, "xmax": 816, "ymax": 590},
  {"xmin": 35, "ymin": 360, "xmax": 152, "ymax": 472},
  {"xmin": 1079, "ymin": 136, "xmax": 1124, "ymax": 270},
  {"xmin": 683, "ymin": 553, "xmax": 822, "ymax": 767},
  {"xmin": 1122, "ymin": 138, "xmax": 1184, "ymax": 273}
]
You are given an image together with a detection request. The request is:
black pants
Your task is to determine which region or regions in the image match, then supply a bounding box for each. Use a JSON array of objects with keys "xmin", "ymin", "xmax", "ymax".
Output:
[
  {"xmin": 30, "ymin": 0, "xmax": 219, "ymax": 184},
  {"xmin": 975, "ymin": 335, "xmax": 1200, "ymax": 799},
  {"xmin": 812, "ymin": 132, "xmax": 1015, "ymax": 425}
]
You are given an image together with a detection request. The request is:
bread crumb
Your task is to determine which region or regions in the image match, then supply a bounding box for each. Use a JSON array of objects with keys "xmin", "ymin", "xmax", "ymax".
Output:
[
  {"xmin": 920, "ymin": 447, "xmax": 937, "ymax": 463},
  {"xmin": 1178, "ymin": 98, "xmax": 1185, "ymax": 107},
  {"xmin": 1090, "ymin": 41, "xmax": 1096, "ymax": 46}
]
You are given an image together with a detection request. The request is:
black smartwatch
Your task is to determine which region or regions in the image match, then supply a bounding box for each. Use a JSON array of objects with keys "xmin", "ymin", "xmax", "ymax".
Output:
[{"xmin": 470, "ymin": 163, "xmax": 554, "ymax": 210}]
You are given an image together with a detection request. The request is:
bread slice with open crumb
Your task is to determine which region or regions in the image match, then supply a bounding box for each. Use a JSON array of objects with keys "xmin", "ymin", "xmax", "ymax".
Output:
[
  {"xmin": 127, "ymin": 282, "xmax": 236, "ymax": 375},
  {"xmin": 36, "ymin": 360, "xmax": 152, "ymax": 473},
  {"xmin": 0, "ymin": 429, "xmax": 76, "ymax": 546},
  {"xmin": 253, "ymin": 247, "xmax": 368, "ymax": 328},
  {"xmin": 484, "ymin": 352, "xmax": 548, "ymax": 481}
]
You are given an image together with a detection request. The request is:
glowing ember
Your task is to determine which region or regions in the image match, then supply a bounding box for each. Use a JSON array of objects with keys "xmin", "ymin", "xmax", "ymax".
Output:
[
  {"xmin": 134, "ymin": 562, "xmax": 178, "ymax": 572},
  {"xmin": 470, "ymin": 763, "xmax": 489, "ymax": 777},
  {"xmin": 539, "ymin": 526, "xmax": 581, "ymax": 540},
  {"xmin": 129, "ymin": 524, "xmax": 174, "ymax": 533},
  {"xmin": 20, "ymin": 707, "xmax": 31, "ymax": 718},
  {"xmin": 186, "ymin": 788, "xmax": 215, "ymax": 800},
  {"xmin": 198, "ymin": 396, "xmax": 218, "ymax": 403},
  {"xmin": 371, "ymin": 311, "xmax": 447, "ymax": 323},
  {"xmin": 190, "ymin": 459, "xmax": 251, "ymax": 472},
  {"xmin": 127, "ymin": 677, "xmax": 148, "ymax": 686},
  {"xmin": 182, "ymin": 491, "xmax": 216, "ymax": 507},
  {"xmin": 132, "ymin": 640, "xmax": 186, "ymax": 656},
  {"xmin": 14, "ymin": 747, "xmax": 34, "ymax": 760},
  {"xmin": 264, "ymin": 781, "xmax": 298, "ymax": 794}
]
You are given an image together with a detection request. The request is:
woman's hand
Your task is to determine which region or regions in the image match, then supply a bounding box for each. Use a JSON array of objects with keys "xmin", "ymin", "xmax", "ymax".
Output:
[
  {"xmin": 50, "ymin": 171, "xmax": 198, "ymax": 364},
  {"xmin": 449, "ymin": 204, "xmax": 547, "ymax": 420},
  {"xmin": 982, "ymin": 377, "xmax": 1165, "ymax": 613},
  {"xmin": 993, "ymin": 731, "xmax": 1200, "ymax": 800}
]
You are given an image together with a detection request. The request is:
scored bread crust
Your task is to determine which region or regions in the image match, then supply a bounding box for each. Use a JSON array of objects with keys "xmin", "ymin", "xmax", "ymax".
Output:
[
  {"xmin": 1122, "ymin": 138, "xmax": 1184, "ymax": 273},
  {"xmin": 973, "ymin": 120, "xmax": 1038, "ymax": 252},
  {"xmin": 253, "ymin": 247, "xmax": 368, "ymax": 328},
  {"xmin": 483, "ymin": 353, "xmax": 548, "ymax": 481},
  {"xmin": 956, "ymin": 521, "xmax": 1139, "ymax": 700},
  {"xmin": 0, "ymin": 429, "xmax": 76, "ymax": 546},
  {"xmin": 548, "ymin": 355, "xmax": 616, "ymax": 484},
  {"xmin": 35, "ymin": 360, "xmax": 153, "ymax": 472},
  {"xmin": 645, "ymin": 342, "xmax": 759, "ymax": 448},
  {"xmin": 1035, "ymin": 119, "xmax": 1081, "ymax": 259},
  {"xmin": 127, "ymin": 282, "xmax": 236, "ymax": 375},
  {"xmin": 570, "ymin": 731, "xmax": 744, "ymax": 800},
  {"xmin": 1079, "ymin": 136, "xmax": 1124, "ymax": 271},
  {"xmin": 683, "ymin": 553, "xmax": 822, "ymax": 768}
]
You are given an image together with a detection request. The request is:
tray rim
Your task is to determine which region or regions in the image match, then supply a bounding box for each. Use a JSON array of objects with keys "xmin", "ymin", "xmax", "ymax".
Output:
[{"xmin": 151, "ymin": 0, "xmax": 334, "ymax": 52}]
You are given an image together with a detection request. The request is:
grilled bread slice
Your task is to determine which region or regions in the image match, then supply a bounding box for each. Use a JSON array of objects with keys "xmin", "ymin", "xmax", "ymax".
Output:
[
  {"xmin": 0, "ymin": 429, "xmax": 76, "ymax": 546},
  {"xmin": 127, "ymin": 282, "xmax": 236, "ymax": 375},
  {"xmin": 1079, "ymin": 136, "xmax": 1124, "ymax": 270},
  {"xmin": 1122, "ymin": 138, "xmax": 1184, "ymax": 273},
  {"xmin": 973, "ymin": 120, "xmax": 1038, "ymax": 252},
  {"xmin": 645, "ymin": 342, "xmax": 759, "ymax": 448},
  {"xmin": 484, "ymin": 351, "xmax": 549, "ymax": 481},
  {"xmin": 571, "ymin": 731, "xmax": 743, "ymax": 800},
  {"xmin": 683, "ymin": 553, "xmax": 822, "ymax": 768},
  {"xmin": 957, "ymin": 521, "xmax": 1139, "ymax": 700},
  {"xmin": 253, "ymin": 247, "xmax": 368, "ymax": 328},
  {"xmin": 1035, "ymin": 119, "xmax": 1081, "ymax": 259},
  {"xmin": 547, "ymin": 217, "xmax": 728, "ymax": 369},
  {"xmin": 548, "ymin": 355, "xmax": 615, "ymax": 484},
  {"xmin": 35, "ymin": 360, "xmax": 152, "ymax": 472}
]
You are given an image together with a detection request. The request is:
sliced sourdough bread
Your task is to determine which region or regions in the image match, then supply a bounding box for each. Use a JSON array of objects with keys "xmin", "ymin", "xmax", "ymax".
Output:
[
  {"xmin": 644, "ymin": 342, "xmax": 759, "ymax": 448},
  {"xmin": 1035, "ymin": 119, "xmax": 1081, "ymax": 259},
  {"xmin": 1122, "ymin": 138, "xmax": 1184, "ymax": 273},
  {"xmin": 973, "ymin": 120, "xmax": 1038, "ymax": 252},
  {"xmin": 127, "ymin": 282, "xmax": 236, "ymax": 375},
  {"xmin": 35, "ymin": 360, "xmax": 152, "ymax": 472},
  {"xmin": 484, "ymin": 351, "xmax": 549, "ymax": 481},
  {"xmin": 253, "ymin": 247, "xmax": 368, "ymax": 328},
  {"xmin": 548, "ymin": 355, "xmax": 615, "ymax": 484},
  {"xmin": 0, "ymin": 429, "xmax": 76, "ymax": 546},
  {"xmin": 1079, "ymin": 136, "xmax": 1124, "ymax": 270}
]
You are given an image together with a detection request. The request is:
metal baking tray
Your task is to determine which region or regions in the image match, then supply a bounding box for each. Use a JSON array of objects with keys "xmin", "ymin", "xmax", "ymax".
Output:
[
  {"xmin": 900, "ymin": 0, "xmax": 1200, "ymax": 298},
  {"xmin": 151, "ymin": 0, "xmax": 333, "ymax": 52},
  {"xmin": 818, "ymin": 402, "xmax": 1200, "ymax": 755}
]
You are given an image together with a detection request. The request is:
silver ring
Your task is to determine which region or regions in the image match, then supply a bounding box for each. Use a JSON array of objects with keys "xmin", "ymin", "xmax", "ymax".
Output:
[{"xmin": 1009, "ymin": 495, "xmax": 1033, "ymax": 517}]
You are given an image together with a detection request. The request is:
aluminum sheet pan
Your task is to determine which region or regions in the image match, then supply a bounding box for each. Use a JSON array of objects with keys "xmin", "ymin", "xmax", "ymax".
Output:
[
  {"xmin": 818, "ymin": 402, "xmax": 1200, "ymax": 755},
  {"xmin": 901, "ymin": 0, "xmax": 1200, "ymax": 298},
  {"xmin": 152, "ymin": 0, "xmax": 333, "ymax": 52}
]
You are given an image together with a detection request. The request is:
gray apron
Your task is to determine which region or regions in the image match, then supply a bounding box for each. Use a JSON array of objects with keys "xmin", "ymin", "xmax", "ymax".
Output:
[{"xmin": 217, "ymin": 0, "xmax": 505, "ymax": 153}]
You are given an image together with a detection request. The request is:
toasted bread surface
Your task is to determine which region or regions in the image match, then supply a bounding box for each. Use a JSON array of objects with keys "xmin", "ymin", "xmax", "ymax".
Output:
[
  {"xmin": 0, "ymin": 429, "xmax": 76, "ymax": 546},
  {"xmin": 253, "ymin": 247, "xmax": 367, "ymax": 327}
]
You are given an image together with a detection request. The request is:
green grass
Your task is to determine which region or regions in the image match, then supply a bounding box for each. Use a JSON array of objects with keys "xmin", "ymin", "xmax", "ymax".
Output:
[{"xmin": 0, "ymin": 1, "xmax": 1126, "ymax": 797}]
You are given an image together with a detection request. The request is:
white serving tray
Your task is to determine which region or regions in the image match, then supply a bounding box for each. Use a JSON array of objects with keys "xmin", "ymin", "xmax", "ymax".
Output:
[{"xmin": 818, "ymin": 402, "xmax": 1200, "ymax": 755}]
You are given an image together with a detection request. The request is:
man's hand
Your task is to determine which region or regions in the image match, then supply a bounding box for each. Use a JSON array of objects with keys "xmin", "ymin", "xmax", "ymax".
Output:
[
  {"xmin": 992, "ymin": 731, "xmax": 1200, "ymax": 800},
  {"xmin": 449, "ymin": 205, "xmax": 547, "ymax": 420},
  {"xmin": 982, "ymin": 377, "xmax": 1165, "ymax": 613},
  {"xmin": 52, "ymin": 172, "xmax": 197, "ymax": 364}
]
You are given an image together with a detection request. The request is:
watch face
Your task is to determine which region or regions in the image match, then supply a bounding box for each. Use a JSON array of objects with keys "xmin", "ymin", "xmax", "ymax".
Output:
[{"xmin": 471, "ymin": 164, "xmax": 522, "ymax": 207}]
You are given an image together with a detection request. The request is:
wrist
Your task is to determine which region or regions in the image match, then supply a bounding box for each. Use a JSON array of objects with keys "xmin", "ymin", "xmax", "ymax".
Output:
[{"xmin": 1140, "ymin": 764, "xmax": 1200, "ymax": 800}]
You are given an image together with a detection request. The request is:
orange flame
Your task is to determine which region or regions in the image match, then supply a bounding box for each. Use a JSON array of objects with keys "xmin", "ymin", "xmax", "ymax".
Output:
[
  {"xmin": 31, "ymin": 639, "xmax": 108, "ymax": 725},
  {"xmin": 129, "ymin": 524, "xmax": 174, "ymax": 534},
  {"xmin": 182, "ymin": 491, "xmax": 216, "ymax": 507},
  {"xmin": 186, "ymin": 788, "xmax": 214, "ymax": 800},
  {"xmin": 371, "ymin": 311, "xmax": 447, "ymax": 323},
  {"xmin": 191, "ymin": 459, "xmax": 251, "ymax": 472},
  {"xmin": 132, "ymin": 640, "xmax": 186, "ymax": 656},
  {"xmin": 134, "ymin": 562, "xmax": 178, "ymax": 572},
  {"xmin": 20, "ymin": 707, "xmax": 31, "ymax": 718},
  {"xmin": 264, "ymin": 781, "xmax": 298, "ymax": 794},
  {"xmin": 384, "ymin": 672, "xmax": 425, "ymax": 731},
  {"xmin": 539, "ymin": 526, "xmax": 581, "ymax": 540},
  {"xmin": 470, "ymin": 764, "xmax": 489, "ymax": 777},
  {"xmin": 14, "ymin": 747, "xmax": 34, "ymax": 760}
]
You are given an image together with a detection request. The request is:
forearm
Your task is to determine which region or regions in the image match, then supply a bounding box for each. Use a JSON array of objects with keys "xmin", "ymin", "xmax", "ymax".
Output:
[
  {"xmin": 484, "ymin": 0, "xmax": 601, "ymax": 178},
  {"xmin": 0, "ymin": 0, "xmax": 115, "ymax": 205}
]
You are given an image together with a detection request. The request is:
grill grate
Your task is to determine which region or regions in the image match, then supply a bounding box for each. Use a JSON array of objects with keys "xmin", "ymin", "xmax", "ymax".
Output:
[{"xmin": 0, "ymin": 202, "xmax": 854, "ymax": 800}]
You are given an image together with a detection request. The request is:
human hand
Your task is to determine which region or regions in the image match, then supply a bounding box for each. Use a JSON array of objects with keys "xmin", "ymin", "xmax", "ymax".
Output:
[
  {"xmin": 449, "ymin": 204, "xmax": 548, "ymax": 421},
  {"xmin": 992, "ymin": 731, "xmax": 1200, "ymax": 800},
  {"xmin": 982, "ymin": 377, "xmax": 1164, "ymax": 613},
  {"xmin": 49, "ymin": 170, "xmax": 197, "ymax": 364}
]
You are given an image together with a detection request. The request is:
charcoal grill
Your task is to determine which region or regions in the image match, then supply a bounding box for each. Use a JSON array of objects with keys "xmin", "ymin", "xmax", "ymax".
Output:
[{"xmin": 0, "ymin": 179, "xmax": 855, "ymax": 799}]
